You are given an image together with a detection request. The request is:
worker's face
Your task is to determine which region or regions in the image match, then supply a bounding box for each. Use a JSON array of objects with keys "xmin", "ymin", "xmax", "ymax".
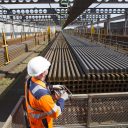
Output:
[{"xmin": 43, "ymin": 70, "xmax": 48, "ymax": 76}]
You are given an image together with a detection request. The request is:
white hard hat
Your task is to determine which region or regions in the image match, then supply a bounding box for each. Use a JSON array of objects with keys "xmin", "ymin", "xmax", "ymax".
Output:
[{"xmin": 27, "ymin": 56, "xmax": 51, "ymax": 77}]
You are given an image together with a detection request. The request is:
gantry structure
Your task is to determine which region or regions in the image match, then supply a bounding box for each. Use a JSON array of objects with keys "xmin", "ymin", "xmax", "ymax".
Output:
[{"xmin": 0, "ymin": 0, "xmax": 128, "ymax": 30}]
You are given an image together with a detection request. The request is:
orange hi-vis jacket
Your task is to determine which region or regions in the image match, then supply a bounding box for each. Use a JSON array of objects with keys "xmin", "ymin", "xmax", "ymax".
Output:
[{"xmin": 25, "ymin": 77, "xmax": 65, "ymax": 128}]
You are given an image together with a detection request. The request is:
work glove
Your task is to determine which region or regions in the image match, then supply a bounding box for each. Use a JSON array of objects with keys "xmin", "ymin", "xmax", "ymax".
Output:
[
  {"xmin": 60, "ymin": 91, "xmax": 69, "ymax": 101},
  {"xmin": 51, "ymin": 85, "xmax": 64, "ymax": 100},
  {"xmin": 52, "ymin": 85, "xmax": 63, "ymax": 90},
  {"xmin": 52, "ymin": 85, "xmax": 69, "ymax": 101}
]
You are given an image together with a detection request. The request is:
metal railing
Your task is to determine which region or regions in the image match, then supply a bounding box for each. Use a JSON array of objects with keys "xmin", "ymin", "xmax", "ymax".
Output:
[
  {"xmin": 2, "ymin": 96, "xmax": 27, "ymax": 128},
  {"xmin": 3, "ymin": 93, "xmax": 128, "ymax": 128}
]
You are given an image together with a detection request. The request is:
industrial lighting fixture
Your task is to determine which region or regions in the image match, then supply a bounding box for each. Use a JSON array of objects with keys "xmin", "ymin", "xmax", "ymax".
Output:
[{"xmin": 60, "ymin": 0, "xmax": 69, "ymax": 7}]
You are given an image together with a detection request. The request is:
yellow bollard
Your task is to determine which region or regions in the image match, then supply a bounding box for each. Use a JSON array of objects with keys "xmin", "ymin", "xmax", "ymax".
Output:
[
  {"xmin": 10, "ymin": 32, "xmax": 14, "ymax": 39},
  {"xmin": 21, "ymin": 32, "xmax": 23, "ymax": 42},
  {"xmin": 47, "ymin": 26, "xmax": 51, "ymax": 42},
  {"xmin": 2, "ymin": 32, "xmax": 10, "ymax": 64},
  {"xmin": 91, "ymin": 25, "xmax": 95, "ymax": 42}
]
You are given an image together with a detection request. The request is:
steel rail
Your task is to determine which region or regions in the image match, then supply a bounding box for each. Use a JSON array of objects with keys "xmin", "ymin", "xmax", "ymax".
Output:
[{"xmin": 64, "ymin": 33, "xmax": 128, "ymax": 74}]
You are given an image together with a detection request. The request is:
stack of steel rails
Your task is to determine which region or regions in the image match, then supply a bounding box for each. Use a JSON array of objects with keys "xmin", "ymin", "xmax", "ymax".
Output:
[
  {"xmin": 44, "ymin": 33, "xmax": 128, "ymax": 94},
  {"xmin": 63, "ymin": 33, "xmax": 128, "ymax": 93},
  {"xmin": 64, "ymin": 34, "xmax": 128, "ymax": 74},
  {"xmin": 0, "ymin": 39, "xmax": 41, "ymax": 67},
  {"xmin": 8, "ymin": 44, "xmax": 26, "ymax": 60},
  {"xmin": 23, "ymin": 40, "xmax": 36, "ymax": 51},
  {"xmin": 44, "ymin": 34, "xmax": 84, "ymax": 84}
]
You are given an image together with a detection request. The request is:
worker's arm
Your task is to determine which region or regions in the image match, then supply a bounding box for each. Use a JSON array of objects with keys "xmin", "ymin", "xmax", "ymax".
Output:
[{"xmin": 38, "ymin": 95, "xmax": 64, "ymax": 118}]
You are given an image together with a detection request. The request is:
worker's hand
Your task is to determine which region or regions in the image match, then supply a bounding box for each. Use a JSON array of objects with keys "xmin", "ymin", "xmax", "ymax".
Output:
[
  {"xmin": 53, "ymin": 92, "xmax": 61, "ymax": 101},
  {"xmin": 52, "ymin": 85, "xmax": 63, "ymax": 90},
  {"xmin": 51, "ymin": 85, "xmax": 63, "ymax": 101},
  {"xmin": 60, "ymin": 91, "xmax": 69, "ymax": 101}
]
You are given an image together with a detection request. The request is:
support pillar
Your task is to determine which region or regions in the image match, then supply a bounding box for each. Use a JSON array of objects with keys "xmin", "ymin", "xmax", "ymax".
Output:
[
  {"xmin": 106, "ymin": 15, "xmax": 111, "ymax": 35},
  {"xmin": 91, "ymin": 21, "xmax": 95, "ymax": 42},
  {"xmin": 47, "ymin": 26, "xmax": 51, "ymax": 42},
  {"xmin": 22, "ymin": 22, "xmax": 25, "ymax": 41},
  {"xmin": 97, "ymin": 18, "xmax": 100, "ymax": 42},
  {"xmin": 10, "ymin": 17, "xmax": 15, "ymax": 39},
  {"xmin": 124, "ymin": 11, "xmax": 128, "ymax": 35}
]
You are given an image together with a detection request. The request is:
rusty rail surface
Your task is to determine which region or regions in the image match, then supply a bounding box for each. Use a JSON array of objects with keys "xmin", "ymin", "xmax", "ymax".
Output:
[
  {"xmin": 40, "ymin": 33, "xmax": 128, "ymax": 94},
  {"xmin": 73, "ymin": 31, "xmax": 128, "ymax": 53},
  {"xmin": 64, "ymin": 34, "xmax": 128, "ymax": 74},
  {"xmin": 44, "ymin": 33, "xmax": 84, "ymax": 83}
]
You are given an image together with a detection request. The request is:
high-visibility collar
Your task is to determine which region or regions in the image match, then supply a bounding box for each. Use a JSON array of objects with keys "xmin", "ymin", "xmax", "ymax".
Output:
[{"xmin": 31, "ymin": 77, "xmax": 46, "ymax": 89}]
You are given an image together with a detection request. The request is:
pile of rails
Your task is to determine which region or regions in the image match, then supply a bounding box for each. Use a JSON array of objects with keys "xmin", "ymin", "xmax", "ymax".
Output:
[
  {"xmin": 0, "ymin": 37, "xmax": 44, "ymax": 67},
  {"xmin": 65, "ymin": 34, "xmax": 128, "ymax": 74},
  {"xmin": 45, "ymin": 34, "xmax": 84, "ymax": 82},
  {"xmin": 45, "ymin": 33, "xmax": 128, "ymax": 93}
]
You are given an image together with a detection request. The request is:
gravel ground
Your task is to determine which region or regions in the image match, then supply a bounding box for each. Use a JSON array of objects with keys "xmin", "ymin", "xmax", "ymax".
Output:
[
  {"xmin": 0, "ymin": 42, "xmax": 47, "ymax": 97},
  {"xmin": 0, "ymin": 78, "xmax": 14, "ymax": 96}
]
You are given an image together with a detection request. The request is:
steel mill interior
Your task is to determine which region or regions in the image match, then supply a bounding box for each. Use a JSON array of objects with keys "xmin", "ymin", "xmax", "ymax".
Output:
[{"xmin": 0, "ymin": 0, "xmax": 128, "ymax": 128}]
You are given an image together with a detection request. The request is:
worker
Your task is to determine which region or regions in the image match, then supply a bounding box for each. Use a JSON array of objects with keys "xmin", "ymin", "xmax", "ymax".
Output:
[{"xmin": 25, "ymin": 56, "xmax": 68, "ymax": 128}]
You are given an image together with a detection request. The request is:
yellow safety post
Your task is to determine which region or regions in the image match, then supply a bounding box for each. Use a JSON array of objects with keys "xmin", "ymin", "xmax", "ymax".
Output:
[
  {"xmin": 37, "ymin": 32, "xmax": 39, "ymax": 45},
  {"xmin": 54, "ymin": 26, "xmax": 56, "ymax": 37},
  {"xmin": 43, "ymin": 32, "xmax": 45, "ymax": 41},
  {"xmin": 91, "ymin": 25, "xmax": 95, "ymax": 42},
  {"xmin": 21, "ymin": 32, "xmax": 23, "ymax": 42},
  {"xmin": 47, "ymin": 26, "xmax": 51, "ymax": 42},
  {"xmin": 10, "ymin": 32, "xmax": 14, "ymax": 39},
  {"xmin": 34, "ymin": 32, "xmax": 37, "ymax": 45},
  {"xmin": 98, "ymin": 29, "xmax": 100, "ymax": 43},
  {"xmin": 2, "ymin": 32, "xmax": 10, "ymax": 64},
  {"xmin": 25, "ymin": 33, "xmax": 27, "ymax": 40}
]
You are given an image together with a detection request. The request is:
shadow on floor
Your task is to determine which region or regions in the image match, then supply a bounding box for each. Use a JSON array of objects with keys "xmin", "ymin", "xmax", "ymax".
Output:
[{"xmin": 0, "ymin": 68, "xmax": 27, "ymax": 122}]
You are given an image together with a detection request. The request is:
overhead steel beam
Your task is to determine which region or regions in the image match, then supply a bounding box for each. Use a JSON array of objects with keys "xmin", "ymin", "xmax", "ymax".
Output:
[
  {"xmin": 0, "ymin": 0, "xmax": 127, "ymax": 4},
  {"xmin": 90, "ymin": 14, "xmax": 125, "ymax": 25},
  {"xmin": 62, "ymin": 0, "xmax": 95, "ymax": 29},
  {"xmin": 95, "ymin": 0, "xmax": 128, "ymax": 3},
  {"xmin": 0, "ymin": 0, "xmax": 57, "ymax": 4},
  {"xmin": 66, "ymin": 14, "xmax": 126, "ymax": 27},
  {"xmin": 0, "ymin": 8, "xmax": 57, "ymax": 15},
  {"xmin": 84, "ymin": 8, "xmax": 128, "ymax": 14},
  {"xmin": 99, "ymin": 14, "xmax": 125, "ymax": 23},
  {"xmin": 1, "ymin": 14, "xmax": 109, "ymax": 22},
  {"xmin": 10, "ymin": 15, "xmax": 57, "ymax": 20},
  {"xmin": 0, "ymin": 14, "xmax": 59, "ymax": 26},
  {"xmin": 0, "ymin": 8, "xmax": 64, "ymax": 25},
  {"xmin": 13, "ymin": 14, "xmax": 59, "ymax": 25},
  {"xmin": 1, "ymin": 8, "xmax": 127, "ymax": 15},
  {"xmin": 51, "ymin": 15, "xmax": 59, "ymax": 25},
  {"xmin": 10, "ymin": 14, "xmax": 108, "ymax": 20}
]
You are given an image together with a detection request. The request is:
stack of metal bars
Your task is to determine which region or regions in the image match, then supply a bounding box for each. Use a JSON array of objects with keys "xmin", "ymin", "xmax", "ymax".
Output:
[
  {"xmin": 0, "ymin": 40, "xmax": 38, "ymax": 67},
  {"xmin": 44, "ymin": 33, "xmax": 128, "ymax": 94},
  {"xmin": 45, "ymin": 34, "xmax": 84, "ymax": 83}
]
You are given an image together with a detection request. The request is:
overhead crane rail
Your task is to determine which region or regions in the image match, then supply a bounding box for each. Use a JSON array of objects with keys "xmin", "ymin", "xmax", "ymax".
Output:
[{"xmin": 0, "ymin": 0, "xmax": 128, "ymax": 4}]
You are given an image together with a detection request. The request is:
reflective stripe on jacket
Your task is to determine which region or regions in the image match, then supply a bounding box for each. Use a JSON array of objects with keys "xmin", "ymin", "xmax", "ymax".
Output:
[{"xmin": 25, "ymin": 77, "xmax": 64, "ymax": 128}]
